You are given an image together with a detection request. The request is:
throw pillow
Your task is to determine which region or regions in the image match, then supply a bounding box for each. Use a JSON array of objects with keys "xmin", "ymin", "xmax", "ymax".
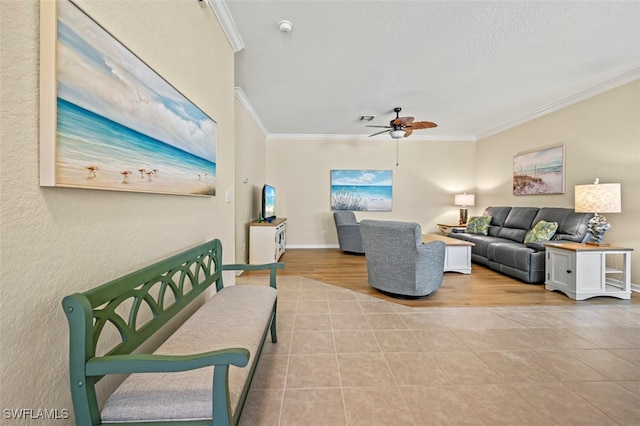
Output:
[
  {"xmin": 465, "ymin": 216, "xmax": 492, "ymax": 235},
  {"xmin": 524, "ymin": 220, "xmax": 559, "ymax": 244}
]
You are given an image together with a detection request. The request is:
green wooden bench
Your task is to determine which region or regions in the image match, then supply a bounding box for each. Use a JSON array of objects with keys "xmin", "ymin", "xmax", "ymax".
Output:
[{"xmin": 62, "ymin": 239, "xmax": 284, "ymax": 426}]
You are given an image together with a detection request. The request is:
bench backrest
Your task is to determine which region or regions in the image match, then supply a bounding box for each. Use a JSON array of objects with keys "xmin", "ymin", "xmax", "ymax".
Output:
[{"xmin": 62, "ymin": 239, "xmax": 224, "ymax": 424}]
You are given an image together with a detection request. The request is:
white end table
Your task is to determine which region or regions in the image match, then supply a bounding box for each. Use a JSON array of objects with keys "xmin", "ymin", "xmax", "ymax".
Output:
[
  {"xmin": 544, "ymin": 242, "xmax": 633, "ymax": 300},
  {"xmin": 423, "ymin": 234, "xmax": 474, "ymax": 274}
]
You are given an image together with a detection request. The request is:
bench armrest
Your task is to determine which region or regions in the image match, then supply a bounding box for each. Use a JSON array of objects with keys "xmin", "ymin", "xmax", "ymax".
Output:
[
  {"xmin": 223, "ymin": 262, "xmax": 285, "ymax": 289},
  {"xmin": 86, "ymin": 348, "xmax": 249, "ymax": 376}
]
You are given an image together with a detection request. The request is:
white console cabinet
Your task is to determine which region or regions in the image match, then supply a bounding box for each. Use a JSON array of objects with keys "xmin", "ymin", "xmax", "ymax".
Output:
[
  {"xmin": 250, "ymin": 218, "xmax": 287, "ymax": 264},
  {"xmin": 544, "ymin": 242, "xmax": 632, "ymax": 300}
]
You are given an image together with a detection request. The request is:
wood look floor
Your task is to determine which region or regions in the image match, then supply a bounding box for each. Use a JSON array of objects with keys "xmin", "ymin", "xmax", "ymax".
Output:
[{"xmin": 242, "ymin": 248, "xmax": 637, "ymax": 308}]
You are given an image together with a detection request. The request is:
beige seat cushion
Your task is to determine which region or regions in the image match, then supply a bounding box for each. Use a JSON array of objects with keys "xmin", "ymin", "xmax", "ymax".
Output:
[{"xmin": 100, "ymin": 285, "xmax": 276, "ymax": 423}]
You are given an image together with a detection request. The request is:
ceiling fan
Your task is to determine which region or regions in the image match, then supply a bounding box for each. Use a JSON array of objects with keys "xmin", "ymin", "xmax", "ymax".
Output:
[{"xmin": 366, "ymin": 107, "xmax": 437, "ymax": 139}]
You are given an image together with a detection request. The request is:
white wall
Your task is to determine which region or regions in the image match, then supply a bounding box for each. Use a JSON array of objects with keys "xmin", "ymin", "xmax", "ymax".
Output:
[
  {"xmin": 264, "ymin": 138, "xmax": 477, "ymax": 246},
  {"xmin": 234, "ymin": 97, "xmax": 267, "ymax": 263},
  {"xmin": 0, "ymin": 0, "xmax": 235, "ymax": 423},
  {"xmin": 476, "ymin": 80, "xmax": 640, "ymax": 284}
]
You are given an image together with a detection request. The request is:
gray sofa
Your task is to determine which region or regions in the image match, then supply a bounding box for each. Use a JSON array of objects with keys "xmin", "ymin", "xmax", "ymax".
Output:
[
  {"xmin": 447, "ymin": 207, "xmax": 593, "ymax": 283},
  {"xmin": 360, "ymin": 220, "xmax": 446, "ymax": 298}
]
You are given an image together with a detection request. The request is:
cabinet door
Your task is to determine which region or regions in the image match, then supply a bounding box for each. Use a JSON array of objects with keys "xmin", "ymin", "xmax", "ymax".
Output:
[
  {"xmin": 547, "ymin": 249, "xmax": 574, "ymax": 292},
  {"xmin": 575, "ymin": 252, "xmax": 605, "ymax": 292}
]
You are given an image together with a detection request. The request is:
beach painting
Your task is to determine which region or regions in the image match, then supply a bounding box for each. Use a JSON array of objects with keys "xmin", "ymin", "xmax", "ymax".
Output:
[
  {"xmin": 513, "ymin": 145, "xmax": 565, "ymax": 195},
  {"xmin": 40, "ymin": 0, "xmax": 216, "ymax": 196},
  {"xmin": 330, "ymin": 170, "xmax": 393, "ymax": 211}
]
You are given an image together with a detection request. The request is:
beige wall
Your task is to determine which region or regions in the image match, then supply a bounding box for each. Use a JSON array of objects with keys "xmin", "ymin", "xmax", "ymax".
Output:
[
  {"xmin": 234, "ymin": 98, "xmax": 267, "ymax": 263},
  {"xmin": 0, "ymin": 0, "xmax": 235, "ymax": 423},
  {"xmin": 475, "ymin": 80, "xmax": 640, "ymax": 284},
  {"xmin": 265, "ymin": 138, "xmax": 477, "ymax": 246}
]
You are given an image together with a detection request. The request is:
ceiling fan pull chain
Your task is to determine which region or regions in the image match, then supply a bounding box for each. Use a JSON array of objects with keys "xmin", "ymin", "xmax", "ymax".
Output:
[{"xmin": 396, "ymin": 139, "xmax": 399, "ymax": 166}]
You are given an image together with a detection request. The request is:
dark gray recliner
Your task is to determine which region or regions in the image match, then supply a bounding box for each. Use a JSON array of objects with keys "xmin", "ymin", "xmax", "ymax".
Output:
[
  {"xmin": 333, "ymin": 211, "xmax": 364, "ymax": 254},
  {"xmin": 360, "ymin": 220, "xmax": 446, "ymax": 298}
]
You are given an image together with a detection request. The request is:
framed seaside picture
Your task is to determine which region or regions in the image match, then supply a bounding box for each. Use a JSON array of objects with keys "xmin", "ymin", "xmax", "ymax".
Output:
[
  {"xmin": 40, "ymin": 0, "xmax": 217, "ymax": 196},
  {"xmin": 513, "ymin": 145, "xmax": 565, "ymax": 195},
  {"xmin": 330, "ymin": 170, "xmax": 393, "ymax": 211}
]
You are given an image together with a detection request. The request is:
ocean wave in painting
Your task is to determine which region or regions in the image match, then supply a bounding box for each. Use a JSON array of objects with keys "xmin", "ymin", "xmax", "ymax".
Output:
[{"xmin": 56, "ymin": 98, "xmax": 216, "ymax": 195}]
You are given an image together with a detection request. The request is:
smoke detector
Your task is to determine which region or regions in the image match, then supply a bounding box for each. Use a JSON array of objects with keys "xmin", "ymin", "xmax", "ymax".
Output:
[{"xmin": 278, "ymin": 20, "xmax": 293, "ymax": 33}]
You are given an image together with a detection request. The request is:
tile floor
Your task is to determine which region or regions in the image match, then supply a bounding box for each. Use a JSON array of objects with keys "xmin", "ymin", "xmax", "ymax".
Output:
[{"xmin": 236, "ymin": 276, "xmax": 640, "ymax": 425}]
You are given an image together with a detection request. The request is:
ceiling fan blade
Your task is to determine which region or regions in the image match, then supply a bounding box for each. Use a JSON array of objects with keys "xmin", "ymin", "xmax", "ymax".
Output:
[
  {"xmin": 365, "ymin": 125, "xmax": 392, "ymax": 128},
  {"xmin": 403, "ymin": 128, "xmax": 414, "ymax": 137},
  {"xmin": 399, "ymin": 117, "xmax": 414, "ymax": 125},
  {"xmin": 368, "ymin": 128, "xmax": 392, "ymax": 137},
  {"xmin": 407, "ymin": 121, "xmax": 438, "ymax": 129}
]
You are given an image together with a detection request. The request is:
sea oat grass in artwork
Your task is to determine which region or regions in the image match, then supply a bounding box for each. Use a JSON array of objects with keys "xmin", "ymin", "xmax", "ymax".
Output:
[
  {"xmin": 332, "ymin": 189, "xmax": 369, "ymax": 211},
  {"xmin": 192, "ymin": 185, "xmax": 216, "ymax": 196},
  {"xmin": 513, "ymin": 174, "xmax": 543, "ymax": 194}
]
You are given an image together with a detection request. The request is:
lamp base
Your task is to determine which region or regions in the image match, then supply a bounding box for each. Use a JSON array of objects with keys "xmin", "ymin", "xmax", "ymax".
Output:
[{"xmin": 459, "ymin": 208, "xmax": 468, "ymax": 226}]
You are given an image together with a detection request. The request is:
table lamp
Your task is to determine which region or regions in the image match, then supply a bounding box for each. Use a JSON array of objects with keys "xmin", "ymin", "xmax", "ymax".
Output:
[
  {"xmin": 454, "ymin": 193, "xmax": 475, "ymax": 225},
  {"xmin": 574, "ymin": 178, "xmax": 621, "ymax": 246}
]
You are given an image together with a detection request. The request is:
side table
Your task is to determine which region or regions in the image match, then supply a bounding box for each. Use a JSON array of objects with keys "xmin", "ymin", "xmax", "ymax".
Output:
[
  {"xmin": 544, "ymin": 242, "xmax": 633, "ymax": 300},
  {"xmin": 437, "ymin": 223, "xmax": 467, "ymax": 235}
]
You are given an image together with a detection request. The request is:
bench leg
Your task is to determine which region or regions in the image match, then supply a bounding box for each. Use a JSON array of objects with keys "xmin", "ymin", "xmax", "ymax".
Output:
[{"xmin": 270, "ymin": 301, "xmax": 277, "ymax": 343}]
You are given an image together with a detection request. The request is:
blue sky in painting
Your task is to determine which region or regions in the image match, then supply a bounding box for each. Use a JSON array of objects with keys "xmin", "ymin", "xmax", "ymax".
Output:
[
  {"xmin": 331, "ymin": 170, "xmax": 392, "ymax": 186},
  {"xmin": 513, "ymin": 146, "xmax": 563, "ymax": 174},
  {"xmin": 56, "ymin": 0, "xmax": 216, "ymax": 163}
]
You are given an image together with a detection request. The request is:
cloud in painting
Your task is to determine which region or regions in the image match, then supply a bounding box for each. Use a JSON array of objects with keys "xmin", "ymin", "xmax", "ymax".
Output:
[{"xmin": 55, "ymin": 0, "xmax": 216, "ymax": 163}]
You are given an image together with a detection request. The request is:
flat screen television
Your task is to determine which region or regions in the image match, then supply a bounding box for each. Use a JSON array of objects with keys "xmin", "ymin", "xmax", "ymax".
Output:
[{"xmin": 261, "ymin": 184, "xmax": 276, "ymax": 221}]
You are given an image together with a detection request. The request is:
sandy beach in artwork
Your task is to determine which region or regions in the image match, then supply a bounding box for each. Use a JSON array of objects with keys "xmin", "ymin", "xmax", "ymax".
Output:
[
  {"xmin": 57, "ymin": 163, "xmax": 216, "ymax": 196},
  {"xmin": 513, "ymin": 171, "xmax": 563, "ymax": 195}
]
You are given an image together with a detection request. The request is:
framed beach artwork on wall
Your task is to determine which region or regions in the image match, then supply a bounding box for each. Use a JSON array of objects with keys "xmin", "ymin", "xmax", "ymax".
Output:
[
  {"xmin": 330, "ymin": 170, "xmax": 393, "ymax": 211},
  {"xmin": 40, "ymin": 0, "xmax": 216, "ymax": 196},
  {"xmin": 513, "ymin": 145, "xmax": 565, "ymax": 195}
]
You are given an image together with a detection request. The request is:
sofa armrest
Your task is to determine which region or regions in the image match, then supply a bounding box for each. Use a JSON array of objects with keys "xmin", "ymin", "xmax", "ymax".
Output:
[{"xmin": 525, "ymin": 242, "xmax": 546, "ymax": 251}]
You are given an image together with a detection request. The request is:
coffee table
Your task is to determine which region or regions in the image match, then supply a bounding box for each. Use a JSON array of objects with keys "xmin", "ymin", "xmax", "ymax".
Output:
[{"xmin": 422, "ymin": 234, "xmax": 474, "ymax": 274}]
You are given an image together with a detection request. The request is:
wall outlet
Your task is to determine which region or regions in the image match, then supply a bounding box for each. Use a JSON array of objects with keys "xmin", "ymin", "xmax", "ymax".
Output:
[{"xmin": 322, "ymin": 230, "xmax": 327, "ymax": 238}]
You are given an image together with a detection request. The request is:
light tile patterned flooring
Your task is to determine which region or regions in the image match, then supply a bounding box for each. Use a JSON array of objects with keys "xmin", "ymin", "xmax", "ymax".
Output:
[{"xmin": 236, "ymin": 276, "xmax": 640, "ymax": 425}]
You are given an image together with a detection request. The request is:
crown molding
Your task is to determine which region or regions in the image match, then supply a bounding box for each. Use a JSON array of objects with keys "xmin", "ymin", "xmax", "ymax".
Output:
[
  {"xmin": 477, "ymin": 66, "xmax": 640, "ymax": 140},
  {"xmin": 266, "ymin": 133, "xmax": 477, "ymax": 142},
  {"xmin": 204, "ymin": 0, "xmax": 244, "ymax": 53},
  {"xmin": 234, "ymin": 87, "xmax": 268, "ymax": 136}
]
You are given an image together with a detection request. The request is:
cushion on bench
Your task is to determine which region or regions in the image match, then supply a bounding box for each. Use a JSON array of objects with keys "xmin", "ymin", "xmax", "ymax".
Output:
[{"xmin": 100, "ymin": 285, "xmax": 276, "ymax": 423}]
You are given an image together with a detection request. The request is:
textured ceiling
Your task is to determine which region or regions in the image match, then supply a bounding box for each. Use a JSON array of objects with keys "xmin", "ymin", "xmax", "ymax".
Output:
[{"xmin": 225, "ymin": 1, "xmax": 640, "ymax": 140}]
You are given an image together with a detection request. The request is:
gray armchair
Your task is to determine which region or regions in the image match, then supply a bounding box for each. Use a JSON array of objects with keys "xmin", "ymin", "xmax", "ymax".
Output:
[
  {"xmin": 360, "ymin": 220, "xmax": 446, "ymax": 298},
  {"xmin": 333, "ymin": 211, "xmax": 364, "ymax": 254}
]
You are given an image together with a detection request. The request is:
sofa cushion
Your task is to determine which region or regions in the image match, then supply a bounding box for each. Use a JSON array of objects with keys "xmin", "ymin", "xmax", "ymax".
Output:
[
  {"xmin": 484, "ymin": 207, "xmax": 512, "ymax": 237},
  {"xmin": 524, "ymin": 220, "xmax": 558, "ymax": 243},
  {"xmin": 465, "ymin": 216, "xmax": 492, "ymax": 235},
  {"xmin": 496, "ymin": 207, "xmax": 539, "ymax": 242},
  {"xmin": 486, "ymin": 241, "xmax": 537, "ymax": 271},
  {"xmin": 532, "ymin": 207, "xmax": 593, "ymax": 242}
]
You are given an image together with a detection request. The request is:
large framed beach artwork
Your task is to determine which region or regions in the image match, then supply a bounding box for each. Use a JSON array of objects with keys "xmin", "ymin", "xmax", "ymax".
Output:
[
  {"xmin": 513, "ymin": 145, "xmax": 565, "ymax": 195},
  {"xmin": 330, "ymin": 170, "xmax": 393, "ymax": 211},
  {"xmin": 39, "ymin": 0, "xmax": 216, "ymax": 196}
]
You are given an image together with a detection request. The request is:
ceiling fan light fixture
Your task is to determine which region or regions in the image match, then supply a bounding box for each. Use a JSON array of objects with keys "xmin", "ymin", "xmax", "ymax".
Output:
[{"xmin": 390, "ymin": 129, "xmax": 405, "ymax": 139}]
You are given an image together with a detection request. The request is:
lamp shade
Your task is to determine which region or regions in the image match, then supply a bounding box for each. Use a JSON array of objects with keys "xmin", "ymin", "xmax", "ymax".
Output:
[
  {"xmin": 575, "ymin": 183, "xmax": 621, "ymax": 213},
  {"xmin": 454, "ymin": 193, "xmax": 475, "ymax": 207}
]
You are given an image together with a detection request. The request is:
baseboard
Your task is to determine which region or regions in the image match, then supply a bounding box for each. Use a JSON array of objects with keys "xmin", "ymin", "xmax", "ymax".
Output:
[{"xmin": 631, "ymin": 283, "xmax": 639, "ymax": 293}]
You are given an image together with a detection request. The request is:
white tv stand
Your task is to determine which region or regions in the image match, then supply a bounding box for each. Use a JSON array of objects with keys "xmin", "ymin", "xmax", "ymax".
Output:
[{"xmin": 249, "ymin": 218, "xmax": 287, "ymax": 264}]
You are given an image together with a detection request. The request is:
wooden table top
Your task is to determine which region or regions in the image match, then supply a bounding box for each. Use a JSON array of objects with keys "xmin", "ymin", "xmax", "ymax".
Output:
[
  {"xmin": 543, "ymin": 242, "xmax": 633, "ymax": 252},
  {"xmin": 423, "ymin": 233, "xmax": 475, "ymax": 247}
]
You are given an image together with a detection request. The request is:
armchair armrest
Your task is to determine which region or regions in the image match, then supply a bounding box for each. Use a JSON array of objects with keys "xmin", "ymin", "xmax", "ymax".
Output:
[{"xmin": 86, "ymin": 348, "xmax": 250, "ymax": 376}]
